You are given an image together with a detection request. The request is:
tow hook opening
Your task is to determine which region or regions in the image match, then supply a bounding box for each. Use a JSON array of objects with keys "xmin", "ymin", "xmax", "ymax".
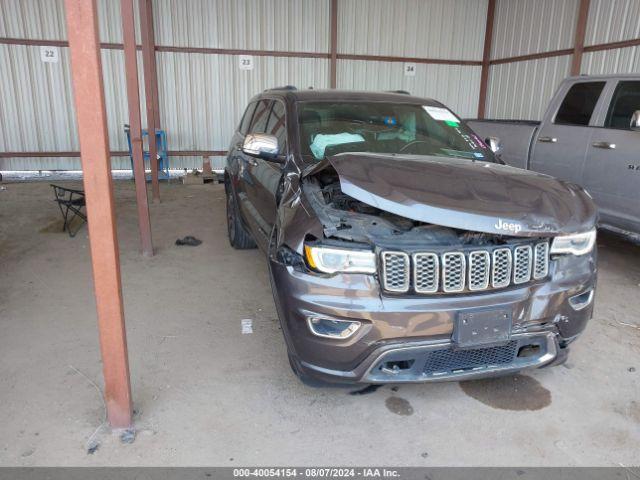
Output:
[
  {"xmin": 380, "ymin": 359, "xmax": 415, "ymax": 375},
  {"xmin": 517, "ymin": 344, "xmax": 541, "ymax": 358}
]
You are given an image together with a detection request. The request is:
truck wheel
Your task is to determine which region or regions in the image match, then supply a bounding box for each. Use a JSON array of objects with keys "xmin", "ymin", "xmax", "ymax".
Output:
[{"xmin": 226, "ymin": 191, "xmax": 256, "ymax": 249}]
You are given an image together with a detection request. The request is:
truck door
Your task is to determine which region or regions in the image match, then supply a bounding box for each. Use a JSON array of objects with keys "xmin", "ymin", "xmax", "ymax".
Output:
[
  {"xmin": 530, "ymin": 81, "xmax": 607, "ymax": 184},
  {"xmin": 583, "ymin": 80, "xmax": 640, "ymax": 233}
]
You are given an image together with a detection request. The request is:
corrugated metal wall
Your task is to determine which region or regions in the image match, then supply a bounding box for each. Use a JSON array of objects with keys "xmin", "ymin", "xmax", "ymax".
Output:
[
  {"xmin": 582, "ymin": 0, "xmax": 640, "ymax": 75},
  {"xmin": 338, "ymin": 0, "xmax": 487, "ymax": 60},
  {"xmin": 152, "ymin": 0, "xmax": 331, "ymax": 169},
  {"xmin": 0, "ymin": 0, "xmax": 146, "ymax": 170},
  {"xmin": 486, "ymin": 56, "xmax": 572, "ymax": 120},
  {"xmin": 1, "ymin": 0, "xmax": 486, "ymax": 171},
  {"xmin": 491, "ymin": 0, "xmax": 579, "ymax": 59},
  {"xmin": 585, "ymin": 0, "xmax": 640, "ymax": 44},
  {"xmin": 153, "ymin": 0, "xmax": 330, "ymax": 52},
  {"xmin": 486, "ymin": 0, "xmax": 640, "ymax": 121},
  {"xmin": 485, "ymin": 0, "xmax": 578, "ymax": 120},
  {"xmin": 336, "ymin": 0, "xmax": 486, "ymax": 119},
  {"xmin": 337, "ymin": 61, "xmax": 482, "ymax": 119},
  {"xmin": 2, "ymin": 0, "xmax": 640, "ymax": 169}
]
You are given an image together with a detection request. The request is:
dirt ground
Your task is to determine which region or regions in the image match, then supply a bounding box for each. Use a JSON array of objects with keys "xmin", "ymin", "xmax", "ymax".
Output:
[{"xmin": 0, "ymin": 180, "xmax": 638, "ymax": 466}]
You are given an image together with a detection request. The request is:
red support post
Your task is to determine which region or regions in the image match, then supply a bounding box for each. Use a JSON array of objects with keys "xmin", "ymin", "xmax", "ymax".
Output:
[
  {"xmin": 478, "ymin": 0, "xmax": 496, "ymax": 119},
  {"xmin": 571, "ymin": 0, "xmax": 591, "ymax": 76},
  {"xmin": 121, "ymin": 0, "xmax": 154, "ymax": 257},
  {"xmin": 64, "ymin": 0, "xmax": 133, "ymax": 429},
  {"xmin": 139, "ymin": 0, "xmax": 160, "ymax": 202}
]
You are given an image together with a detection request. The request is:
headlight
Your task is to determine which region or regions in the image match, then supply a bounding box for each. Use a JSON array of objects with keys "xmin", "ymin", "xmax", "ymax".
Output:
[
  {"xmin": 550, "ymin": 229, "xmax": 596, "ymax": 256},
  {"xmin": 304, "ymin": 244, "xmax": 376, "ymax": 274}
]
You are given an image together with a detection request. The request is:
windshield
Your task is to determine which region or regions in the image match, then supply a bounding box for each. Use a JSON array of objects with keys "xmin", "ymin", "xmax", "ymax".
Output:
[{"xmin": 297, "ymin": 101, "xmax": 494, "ymax": 162}]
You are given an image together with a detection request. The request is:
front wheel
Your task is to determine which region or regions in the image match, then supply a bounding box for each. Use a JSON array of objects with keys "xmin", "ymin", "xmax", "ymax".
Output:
[{"xmin": 226, "ymin": 191, "xmax": 256, "ymax": 249}]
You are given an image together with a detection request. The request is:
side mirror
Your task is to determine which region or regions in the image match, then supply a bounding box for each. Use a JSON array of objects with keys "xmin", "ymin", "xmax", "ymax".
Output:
[
  {"xmin": 631, "ymin": 110, "xmax": 640, "ymax": 131},
  {"xmin": 485, "ymin": 136, "xmax": 502, "ymax": 154},
  {"xmin": 242, "ymin": 133, "xmax": 284, "ymax": 163}
]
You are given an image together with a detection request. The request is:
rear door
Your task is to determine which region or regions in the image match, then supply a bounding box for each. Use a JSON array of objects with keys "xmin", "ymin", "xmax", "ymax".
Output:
[
  {"xmin": 583, "ymin": 80, "xmax": 640, "ymax": 233},
  {"xmin": 530, "ymin": 81, "xmax": 607, "ymax": 184}
]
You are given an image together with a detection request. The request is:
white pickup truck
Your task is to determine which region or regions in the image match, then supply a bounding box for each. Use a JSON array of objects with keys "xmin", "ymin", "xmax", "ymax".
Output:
[{"xmin": 468, "ymin": 75, "xmax": 640, "ymax": 241}]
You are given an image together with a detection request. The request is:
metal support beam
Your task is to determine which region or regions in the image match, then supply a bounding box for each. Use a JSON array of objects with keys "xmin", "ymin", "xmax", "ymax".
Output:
[
  {"xmin": 121, "ymin": 0, "xmax": 153, "ymax": 257},
  {"xmin": 571, "ymin": 0, "xmax": 591, "ymax": 76},
  {"xmin": 329, "ymin": 0, "xmax": 338, "ymax": 89},
  {"xmin": 477, "ymin": 0, "xmax": 496, "ymax": 119},
  {"xmin": 64, "ymin": 0, "xmax": 133, "ymax": 429},
  {"xmin": 139, "ymin": 0, "xmax": 160, "ymax": 202},
  {"xmin": 145, "ymin": 0, "xmax": 161, "ymax": 129}
]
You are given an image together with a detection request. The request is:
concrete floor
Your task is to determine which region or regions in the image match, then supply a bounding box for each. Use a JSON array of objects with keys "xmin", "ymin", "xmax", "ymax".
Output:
[{"xmin": 0, "ymin": 180, "xmax": 639, "ymax": 466}]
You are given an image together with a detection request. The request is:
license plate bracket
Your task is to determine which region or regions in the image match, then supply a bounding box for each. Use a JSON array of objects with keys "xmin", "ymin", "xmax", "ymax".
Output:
[{"xmin": 453, "ymin": 308, "xmax": 512, "ymax": 348}]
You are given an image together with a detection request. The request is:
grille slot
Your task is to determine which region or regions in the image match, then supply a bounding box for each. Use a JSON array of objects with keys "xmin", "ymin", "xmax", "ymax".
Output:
[
  {"xmin": 442, "ymin": 252, "xmax": 466, "ymax": 293},
  {"xmin": 413, "ymin": 253, "xmax": 439, "ymax": 293},
  {"xmin": 468, "ymin": 251, "xmax": 490, "ymax": 291},
  {"xmin": 380, "ymin": 241, "xmax": 549, "ymax": 295},
  {"xmin": 513, "ymin": 245, "xmax": 533, "ymax": 284},
  {"xmin": 533, "ymin": 242, "xmax": 549, "ymax": 279},
  {"xmin": 381, "ymin": 251, "xmax": 410, "ymax": 292},
  {"xmin": 423, "ymin": 341, "xmax": 519, "ymax": 375},
  {"xmin": 492, "ymin": 248, "xmax": 512, "ymax": 288}
]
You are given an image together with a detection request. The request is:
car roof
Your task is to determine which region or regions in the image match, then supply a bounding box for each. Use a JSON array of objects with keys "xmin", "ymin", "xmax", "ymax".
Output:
[{"xmin": 252, "ymin": 88, "xmax": 444, "ymax": 106}]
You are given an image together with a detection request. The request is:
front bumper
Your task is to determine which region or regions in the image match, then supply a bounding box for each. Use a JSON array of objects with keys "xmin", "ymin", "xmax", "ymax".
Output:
[{"xmin": 270, "ymin": 250, "xmax": 596, "ymax": 384}]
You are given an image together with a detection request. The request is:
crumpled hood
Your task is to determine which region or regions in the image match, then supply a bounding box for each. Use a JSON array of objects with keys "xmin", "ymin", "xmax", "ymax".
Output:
[{"xmin": 318, "ymin": 153, "xmax": 597, "ymax": 237}]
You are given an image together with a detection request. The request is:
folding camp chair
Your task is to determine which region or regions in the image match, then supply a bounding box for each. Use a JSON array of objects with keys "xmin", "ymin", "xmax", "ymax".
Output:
[{"xmin": 50, "ymin": 184, "xmax": 87, "ymax": 237}]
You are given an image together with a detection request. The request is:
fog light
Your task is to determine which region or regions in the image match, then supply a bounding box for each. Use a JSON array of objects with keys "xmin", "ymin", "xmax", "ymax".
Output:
[
  {"xmin": 569, "ymin": 289, "xmax": 594, "ymax": 311},
  {"xmin": 307, "ymin": 316, "xmax": 361, "ymax": 339}
]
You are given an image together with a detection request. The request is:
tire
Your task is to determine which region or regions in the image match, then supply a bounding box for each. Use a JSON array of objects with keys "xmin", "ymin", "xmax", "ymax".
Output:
[{"xmin": 226, "ymin": 190, "xmax": 256, "ymax": 249}]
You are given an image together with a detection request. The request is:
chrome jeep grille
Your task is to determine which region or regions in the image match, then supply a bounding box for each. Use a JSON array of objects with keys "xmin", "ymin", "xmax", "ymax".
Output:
[
  {"xmin": 442, "ymin": 252, "xmax": 466, "ymax": 293},
  {"xmin": 533, "ymin": 242, "xmax": 549, "ymax": 279},
  {"xmin": 468, "ymin": 250, "xmax": 490, "ymax": 291},
  {"xmin": 381, "ymin": 251, "xmax": 409, "ymax": 292},
  {"xmin": 491, "ymin": 248, "xmax": 512, "ymax": 288},
  {"xmin": 513, "ymin": 245, "xmax": 532, "ymax": 284},
  {"xmin": 381, "ymin": 241, "xmax": 549, "ymax": 295},
  {"xmin": 413, "ymin": 253, "xmax": 439, "ymax": 293}
]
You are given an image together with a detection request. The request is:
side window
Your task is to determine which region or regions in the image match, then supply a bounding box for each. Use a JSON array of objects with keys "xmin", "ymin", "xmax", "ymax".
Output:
[
  {"xmin": 554, "ymin": 82, "xmax": 606, "ymax": 126},
  {"xmin": 239, "ymin": 102, "xmax": 257, "ymax": 135},
  {"xmin": 605, "ymin": 81, "xmax": 640, "ymax": 130},
  {"xmin": 265, "ymin": 101, "xmax": 287, "ymax": 150},
  {"xmin": 249, "ymin": 99, "xmax": 273, "ymax": 133}
]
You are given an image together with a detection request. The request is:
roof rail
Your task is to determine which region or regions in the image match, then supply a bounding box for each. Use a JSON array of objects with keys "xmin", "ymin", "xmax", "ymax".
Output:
[
  {"xmin": 264, "ymin": 85, "xmax": 298, "ymax": 92},
  {"xmin": 387, "ymin": 90, "xmax": 411, "ymax": 95}
]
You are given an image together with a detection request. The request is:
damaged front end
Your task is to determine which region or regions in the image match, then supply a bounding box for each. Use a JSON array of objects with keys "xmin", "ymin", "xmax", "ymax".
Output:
[{"xmin": 269, "ymin": 154, "xmax": 597, "ymax": 384}]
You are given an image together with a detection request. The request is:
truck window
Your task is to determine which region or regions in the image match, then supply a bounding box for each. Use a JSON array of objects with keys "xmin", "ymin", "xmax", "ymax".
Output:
[
  {"xmin": 604, "ymin": 81, "xmax": 640, "ymax": 130},
  {"xmin": 554, "ymin": 82, "xmax": 605, "ymax": 126}
]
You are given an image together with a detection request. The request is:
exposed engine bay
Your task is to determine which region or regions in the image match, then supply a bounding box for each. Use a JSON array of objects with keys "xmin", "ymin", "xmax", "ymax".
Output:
[{"xmin": 303, "ymin": 167, "xmax": 516, "ymax": 248}]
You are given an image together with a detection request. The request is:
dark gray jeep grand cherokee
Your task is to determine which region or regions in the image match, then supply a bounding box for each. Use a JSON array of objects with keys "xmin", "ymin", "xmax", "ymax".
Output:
[{"xmin": 224, "ymin": 87, "xmax": 597, "ymax": 385}]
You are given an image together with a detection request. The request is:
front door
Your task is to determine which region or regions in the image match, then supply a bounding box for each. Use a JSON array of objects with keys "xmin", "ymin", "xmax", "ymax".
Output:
[
  {"xmin": 245, "ymin": 99, "xmax": 287, "ymax": 238},
  {"xmin": 583, "ymin": 80, "xmax": 640, "ymax": 233},
  {"xmin": 530, "ymin": 81, "xmax": 607, "ymax": 184},
  {"xmin": 237, "ymin": 99, "xmax": 273, "ymax": 242}
]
